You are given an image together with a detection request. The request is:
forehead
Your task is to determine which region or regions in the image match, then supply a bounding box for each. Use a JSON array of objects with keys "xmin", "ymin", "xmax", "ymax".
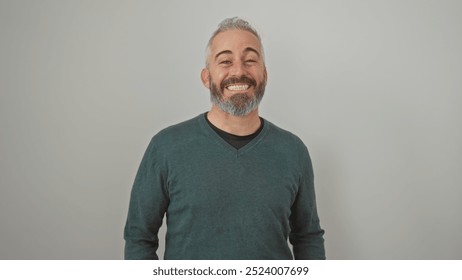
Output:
[{"xmin": 210, "ymin": 29, "xmax": 262, "ymax": 56}]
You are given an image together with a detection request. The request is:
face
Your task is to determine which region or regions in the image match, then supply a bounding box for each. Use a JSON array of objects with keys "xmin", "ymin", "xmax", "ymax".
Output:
[{"xmin": 201, "ymin": 29, "xmax": 267, "ymax": 116}]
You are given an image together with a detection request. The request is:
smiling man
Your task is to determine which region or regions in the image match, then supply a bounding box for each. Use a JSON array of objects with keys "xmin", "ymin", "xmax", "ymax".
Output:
[{"xmin": 124, "ymin": 17, "xmax": 325, "ymax": 260}]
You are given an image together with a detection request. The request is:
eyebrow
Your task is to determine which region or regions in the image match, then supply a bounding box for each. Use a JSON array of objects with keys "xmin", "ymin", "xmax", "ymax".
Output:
[{"xmin": 214, "ymin": 47, "xmax": 261, "ymax": 61}]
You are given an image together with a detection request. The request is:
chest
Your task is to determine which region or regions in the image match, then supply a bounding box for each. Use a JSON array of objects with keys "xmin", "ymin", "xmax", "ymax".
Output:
[{"xmin": 165, "ymin": 151, "xmax": 301, "ymax": 220}]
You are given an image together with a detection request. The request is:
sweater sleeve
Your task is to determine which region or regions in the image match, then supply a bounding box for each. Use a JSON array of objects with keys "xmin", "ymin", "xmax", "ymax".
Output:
[
  {"xmin": 124, "ymin": 138, "xmax": 169, "ymax": 259},
  {"xmin": 289, "ymin": 147, "xmax": 326, "ymax": 260}
]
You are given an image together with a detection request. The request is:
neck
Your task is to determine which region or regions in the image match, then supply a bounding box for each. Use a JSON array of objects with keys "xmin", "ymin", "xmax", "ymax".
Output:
[{"xmin": 207, "ymin": 105, "xmax": 261, "ymax": 136}]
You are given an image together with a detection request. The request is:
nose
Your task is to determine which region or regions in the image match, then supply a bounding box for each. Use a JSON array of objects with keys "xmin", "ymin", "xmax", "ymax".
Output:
[{"xmin": 229, "ymin": 61, "xmax": 246, "ymax": 76}]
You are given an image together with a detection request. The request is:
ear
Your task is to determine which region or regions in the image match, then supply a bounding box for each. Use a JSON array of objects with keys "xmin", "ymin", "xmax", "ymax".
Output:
[{"xmin": 201, "ymin": 68, "xmax": 210, "ymax": 89}]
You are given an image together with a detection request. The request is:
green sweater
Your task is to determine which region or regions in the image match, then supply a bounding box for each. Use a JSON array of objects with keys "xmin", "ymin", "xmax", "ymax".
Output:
[{"xmin": 124, "ymin": 114, "xmax": 325, "ymax": 259}]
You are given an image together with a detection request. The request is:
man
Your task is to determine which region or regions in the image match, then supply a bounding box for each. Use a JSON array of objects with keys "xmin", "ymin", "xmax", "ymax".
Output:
[{"xmin": 124, "ymin": 17, "xmax": 325, "ymax": 260}]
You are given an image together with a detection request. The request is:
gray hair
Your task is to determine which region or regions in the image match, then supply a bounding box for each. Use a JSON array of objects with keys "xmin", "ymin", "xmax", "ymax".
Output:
[{"xmin": 205, "ymin": 17, "xmax": 265, "ymax": 67}]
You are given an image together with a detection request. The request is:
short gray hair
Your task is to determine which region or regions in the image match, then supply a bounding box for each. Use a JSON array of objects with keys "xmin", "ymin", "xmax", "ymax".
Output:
[{"xmin": 205, "ymin": 17, "xmax": 264, "ymax": 67}]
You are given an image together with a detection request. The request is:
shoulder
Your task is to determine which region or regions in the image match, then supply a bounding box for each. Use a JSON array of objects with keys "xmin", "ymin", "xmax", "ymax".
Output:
[
  {"xmin": 140, "ymin": 114, "xmax": 205, "ymax": 158},
  {"xmin": 263, "ymin": 119, "xmax": 314, "ymax": 175},
  {"xmin": 264, "ymin": 119, "xmax": 310, "ymax": 153},
  {"xmin": 151, "ymin": 114, "xmax": 202, "ymax": 144}
]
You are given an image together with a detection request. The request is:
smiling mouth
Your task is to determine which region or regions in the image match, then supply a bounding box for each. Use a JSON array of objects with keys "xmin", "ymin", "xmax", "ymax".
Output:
[{"xmin": 226, "ymin": 84, "xmax": 250, "ymax": 91}]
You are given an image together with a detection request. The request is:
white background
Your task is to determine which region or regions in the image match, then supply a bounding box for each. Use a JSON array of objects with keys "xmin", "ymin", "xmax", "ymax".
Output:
[{"xmin": 1, "ymin": 0, "xmax": 461, "ymax": 259}]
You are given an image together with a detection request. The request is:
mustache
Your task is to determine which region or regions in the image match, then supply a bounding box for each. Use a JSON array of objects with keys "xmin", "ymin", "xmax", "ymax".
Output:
[{"xmin": 221, "ymin": 75, "xmax": 257, "ymax": 90}]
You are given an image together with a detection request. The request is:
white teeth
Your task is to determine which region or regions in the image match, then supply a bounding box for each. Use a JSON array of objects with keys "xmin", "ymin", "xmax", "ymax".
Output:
[{"xmin": 227, "ymin": 84, "xmax": 249, "ymax": 91}]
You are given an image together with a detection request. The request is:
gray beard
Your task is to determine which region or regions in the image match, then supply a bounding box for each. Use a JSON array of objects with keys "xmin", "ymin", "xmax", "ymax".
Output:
[{"xmin": 210, "ymin": 82, "xmax": 265, "ymax": 117}]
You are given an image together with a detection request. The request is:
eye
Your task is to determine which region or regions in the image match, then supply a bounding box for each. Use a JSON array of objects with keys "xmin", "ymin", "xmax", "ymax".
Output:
[
  {"xmin": 219, "ymin": 60, "xmax": 232, "ymax": 65},
  {"xmin": 245, "ymin": 59, "xmax": 257, "ymax": 64}
]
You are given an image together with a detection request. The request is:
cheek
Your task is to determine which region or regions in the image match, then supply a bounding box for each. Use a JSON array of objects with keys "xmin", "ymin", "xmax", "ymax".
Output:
[
  {"xmin": 210, "ymin": 73, "xmax": 226, "ymax": 85},
  {"xmin": 250, "ymin": 67, "xmax": 265, "ymax": 78}
]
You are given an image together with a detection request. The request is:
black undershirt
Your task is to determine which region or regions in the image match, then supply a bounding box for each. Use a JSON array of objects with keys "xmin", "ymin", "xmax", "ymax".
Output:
[{"xmin": 205, "ymin": 112, "xmax": 264, "ymax": 150}]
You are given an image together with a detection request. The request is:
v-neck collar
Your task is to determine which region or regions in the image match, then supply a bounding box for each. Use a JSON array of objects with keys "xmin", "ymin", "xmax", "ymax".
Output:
[
  {"xmin": 205, "ymin": 113, "xmax": 264, "ymax": 150},
  {"xmin": 198, "ymin": 113, "xmax": 270, "ymax": 157}
]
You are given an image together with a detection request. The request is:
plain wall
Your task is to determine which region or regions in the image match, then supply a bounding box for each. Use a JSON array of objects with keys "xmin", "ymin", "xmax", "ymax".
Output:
[{"xmin": 1, "ymin": 0, "xmax": 461, "ymax": 259}]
